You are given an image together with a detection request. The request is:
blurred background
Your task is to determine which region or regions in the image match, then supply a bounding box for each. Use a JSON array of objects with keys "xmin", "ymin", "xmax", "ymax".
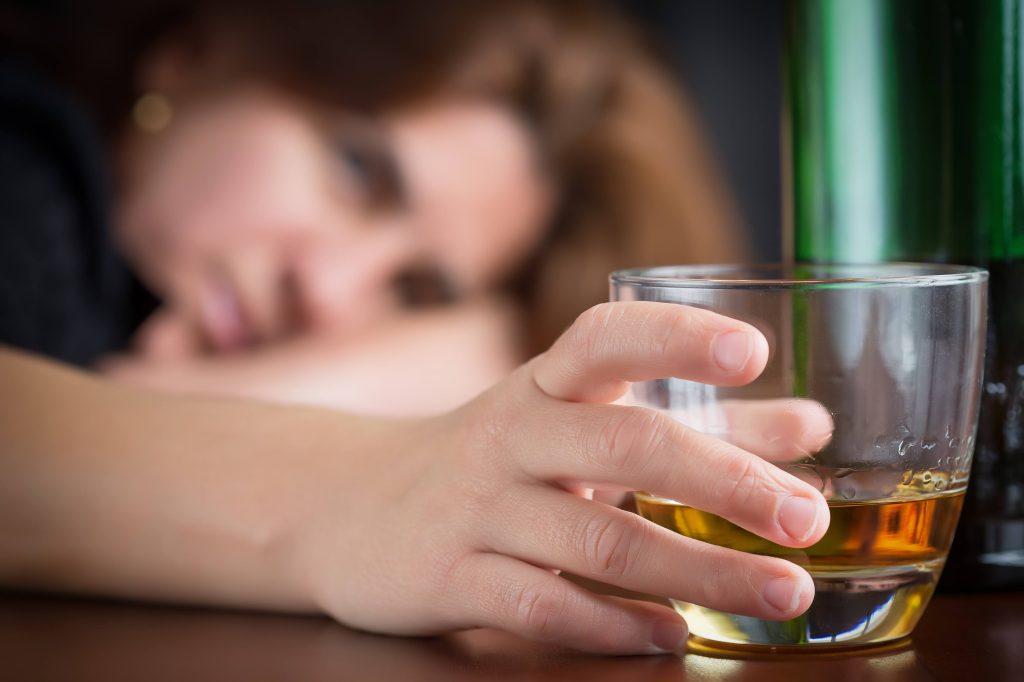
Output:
[{"xmin": 621, "ymin": 0, "xmax": 782, "ymax": 262}]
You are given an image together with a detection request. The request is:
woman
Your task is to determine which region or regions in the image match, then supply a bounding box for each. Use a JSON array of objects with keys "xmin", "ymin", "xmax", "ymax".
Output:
[
  {"xmin": 2, "ymin": 0, "xmax": 744, "ymax": 414},
  {"xmin": 0, "ymin": 0, "xmax": 830, "ymax": 655}
]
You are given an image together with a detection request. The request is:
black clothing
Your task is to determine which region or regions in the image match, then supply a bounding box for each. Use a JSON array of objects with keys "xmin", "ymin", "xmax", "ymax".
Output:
[{"xmin": 0, "ymin": 59, "xmax": 154, "ymax": 365}]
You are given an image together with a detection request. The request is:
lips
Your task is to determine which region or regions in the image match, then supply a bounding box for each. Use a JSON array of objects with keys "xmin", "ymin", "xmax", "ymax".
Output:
[{"xmin": 198, "ymin": 273, "xmax": 251, "ymax": 351}]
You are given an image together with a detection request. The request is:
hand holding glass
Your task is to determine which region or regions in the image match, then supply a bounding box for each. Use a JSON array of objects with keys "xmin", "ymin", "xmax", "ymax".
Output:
[{"xmin": 613, "ymin": 264, "xmax": 987, "ymax": 650}]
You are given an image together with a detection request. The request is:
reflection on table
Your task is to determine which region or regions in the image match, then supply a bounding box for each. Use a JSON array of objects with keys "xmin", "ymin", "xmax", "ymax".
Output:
[{"xmin": 0, "ymin": 591, "xmax": 1019, "ymax": 681}]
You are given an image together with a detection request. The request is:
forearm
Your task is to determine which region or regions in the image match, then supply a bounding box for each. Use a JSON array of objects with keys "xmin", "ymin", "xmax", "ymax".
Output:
[
  {"xmin": 106, "ymin": 301, "xmax": 521, "ymax": 415},
  {"xmin": 0, "ymin": 347, "xmax": 384, "ymax": 611},
  {"xmin": 0, "ymin": 300, "xmax": 837, "ymax": 655}
]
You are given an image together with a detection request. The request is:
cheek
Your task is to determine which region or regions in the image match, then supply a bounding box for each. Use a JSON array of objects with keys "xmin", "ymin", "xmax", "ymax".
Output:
[
  {"xmin": 390, "ymin": 103, "xmax": 554, "ymax": 292},
  {"xmin": 189, "ymin": 138, "xmax": 330, "ymax": 242},
  {"xmin": 124, "ymin": 115, "xmax": 341, "ymax": 286},
  {"xmin": 433, "ymin": 185, "xmax": 552, "ymax": 291}
]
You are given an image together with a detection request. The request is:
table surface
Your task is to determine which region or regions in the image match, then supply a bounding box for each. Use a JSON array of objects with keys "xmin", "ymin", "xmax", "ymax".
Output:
[{"xmin": 2, "ymin": 591, "xmax": 1021, "ymax": 681}]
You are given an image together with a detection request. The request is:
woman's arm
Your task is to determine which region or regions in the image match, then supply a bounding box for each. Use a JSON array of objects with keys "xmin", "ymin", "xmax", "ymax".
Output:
[
  {"xmin": 0, "ymin": 346, "xmax": 391, "ymax": 610},
  {"xmin": 0, "ymin": 302, "xmax": 832, "ymax": 654},
  {"xmin": 101, "ymin": 299, "xmax": 522, "ymax": 415}
]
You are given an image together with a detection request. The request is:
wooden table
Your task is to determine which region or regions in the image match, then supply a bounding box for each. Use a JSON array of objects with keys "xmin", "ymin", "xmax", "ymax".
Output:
[{"xmin": 1, "ymin": 591, "xmax": 1020, "ymax": 681}]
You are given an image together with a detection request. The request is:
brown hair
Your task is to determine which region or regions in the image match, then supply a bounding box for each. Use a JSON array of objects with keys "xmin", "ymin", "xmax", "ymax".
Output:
[
  {"xmin": 435, "ymin": 2, "xmax": 748, "ymax": 354},
  {"xmin": 6, "ymin": 0, "xmax": 747, "ymax": 356}
]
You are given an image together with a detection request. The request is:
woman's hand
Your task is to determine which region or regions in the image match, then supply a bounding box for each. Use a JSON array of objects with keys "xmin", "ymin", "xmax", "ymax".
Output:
[
  {"xmin": 0, "ymin": 301, "xmax": 828, "ymax": 656},
  {"xmin": 291, "ymin": 301, "xmax": 830, "ymax": 654}
]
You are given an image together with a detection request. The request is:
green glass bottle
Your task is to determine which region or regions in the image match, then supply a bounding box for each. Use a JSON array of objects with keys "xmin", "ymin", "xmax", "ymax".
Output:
[{"xmin": 785, "ymin": 0, "xmax": 1024, "ymax": 590}]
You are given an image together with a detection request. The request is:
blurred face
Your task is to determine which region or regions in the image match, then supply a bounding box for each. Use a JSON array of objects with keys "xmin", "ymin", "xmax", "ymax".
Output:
[{"xmin": 116, "ymin": 87, "xmax": 552, "ymax": 351}]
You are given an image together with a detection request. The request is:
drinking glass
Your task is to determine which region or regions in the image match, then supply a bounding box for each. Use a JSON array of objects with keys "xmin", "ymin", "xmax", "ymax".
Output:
[{"xmin": 612, "ymin": 263, "xmax": 987, "ymax": 650}]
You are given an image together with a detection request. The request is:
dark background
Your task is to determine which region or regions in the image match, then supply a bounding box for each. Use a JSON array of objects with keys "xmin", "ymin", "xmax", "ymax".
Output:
[{"xmin": 619, "ymin": 0, "xmax": 783, "ymax": 262}]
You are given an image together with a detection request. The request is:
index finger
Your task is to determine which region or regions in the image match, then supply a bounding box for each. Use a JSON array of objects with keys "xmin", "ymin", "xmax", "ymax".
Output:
[{"xmin": 533, "ymin": 302, "xmax": 769, "ymax": 404}]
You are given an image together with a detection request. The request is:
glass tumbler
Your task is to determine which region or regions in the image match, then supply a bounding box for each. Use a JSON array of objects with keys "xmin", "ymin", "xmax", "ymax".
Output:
[{"xmin": 612, "ymin": 264, "xmax": 987, "ymax": 650}]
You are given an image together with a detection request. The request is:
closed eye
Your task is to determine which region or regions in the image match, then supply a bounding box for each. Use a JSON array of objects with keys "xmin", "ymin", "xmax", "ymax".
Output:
[{"xmin": 333, "ymin": 134, "xmax": 406, "ymax": 210}]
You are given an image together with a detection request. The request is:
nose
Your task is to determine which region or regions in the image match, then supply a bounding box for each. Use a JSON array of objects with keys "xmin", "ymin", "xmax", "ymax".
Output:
[{"xmin": 287, "ymin": 225, "xmax": 421, "ymax": 334}]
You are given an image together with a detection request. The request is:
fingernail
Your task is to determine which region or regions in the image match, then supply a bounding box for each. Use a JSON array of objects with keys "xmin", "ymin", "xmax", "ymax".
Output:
[
  {"xmin": 777, "ymin": 495, "xmax": 820, "ymax": 543},
  {"xmin": 712, "ymin": 331, "xmax": 753, "ymax": 373},
  {"xmin": 763, "ymin": 576, "xmax": 801, "ymax": 615},
  {"xmin": 650, "ymin": 617, "xmax": 687, "ymax": 652}
]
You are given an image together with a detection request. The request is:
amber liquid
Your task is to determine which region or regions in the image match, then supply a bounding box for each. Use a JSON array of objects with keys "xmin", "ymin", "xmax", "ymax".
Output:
[{"xmin": 635, "ymin": 488, "xmax": 965, "ymax": 649}]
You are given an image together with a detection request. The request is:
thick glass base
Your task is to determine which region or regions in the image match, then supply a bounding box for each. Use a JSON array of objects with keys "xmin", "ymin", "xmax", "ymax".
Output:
[{"xmin": 675, "ymin": 561, "xmax": 942, "ymax": 648}]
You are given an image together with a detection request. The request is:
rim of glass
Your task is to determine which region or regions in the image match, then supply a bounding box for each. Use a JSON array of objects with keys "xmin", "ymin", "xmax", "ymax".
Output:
[{"xmin": 610, "ymin": 263, "xmax": 988, "ymax": 289}]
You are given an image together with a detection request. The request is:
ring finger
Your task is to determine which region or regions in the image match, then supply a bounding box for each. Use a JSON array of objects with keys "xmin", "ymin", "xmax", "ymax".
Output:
[{"xmin": 484, "ymin": 487, "xmax": 813, "ymax": 621}]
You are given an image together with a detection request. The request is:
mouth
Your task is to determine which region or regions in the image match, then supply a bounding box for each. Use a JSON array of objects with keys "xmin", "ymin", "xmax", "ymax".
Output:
[{"xmin": 197, "ymin": 273, "xmax": 251, "ymax": 351}]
